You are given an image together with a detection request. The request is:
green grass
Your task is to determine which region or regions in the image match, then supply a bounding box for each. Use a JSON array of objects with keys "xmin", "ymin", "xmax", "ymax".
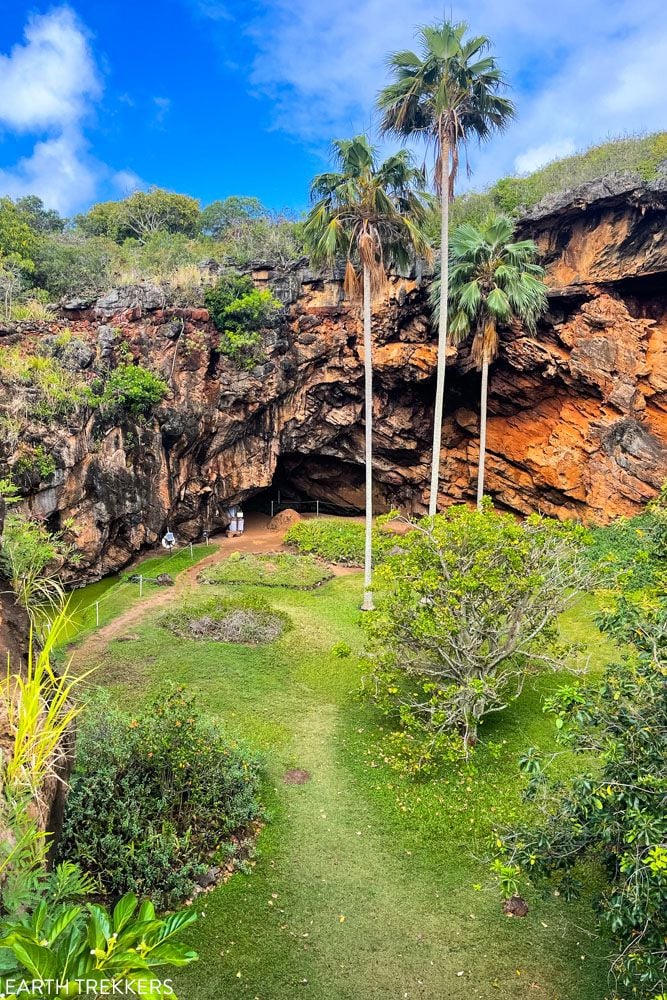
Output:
[
  {"xmin": 80, "ymin": 573, "xmax": 617, "ymax": 1000},
  {"xmin": 199, "ymin": 551, "xmax": 333, "ymax": 589},
  {"xmin": 60, "ymin": 543, "xmax": 217, "ymax": 643}
]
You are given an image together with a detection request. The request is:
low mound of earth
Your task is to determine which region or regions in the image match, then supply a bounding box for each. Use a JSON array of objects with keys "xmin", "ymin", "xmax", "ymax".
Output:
[
  {"xmin": 199, "ymin": 551, "xmax": 333, "ymax": 589},
  {"xmin": 159, "ymin": 595, "xmax": 290, "ymax": 645},
  {"xmin": 267, "ymin": 508, "xmax": 302, "ymax": 531}
]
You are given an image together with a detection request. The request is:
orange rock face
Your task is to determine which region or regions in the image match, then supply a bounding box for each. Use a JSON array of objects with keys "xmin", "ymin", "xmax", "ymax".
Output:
[{"xmin": 1, "ymin": 179, "xmax": 666, "ymax": 576}]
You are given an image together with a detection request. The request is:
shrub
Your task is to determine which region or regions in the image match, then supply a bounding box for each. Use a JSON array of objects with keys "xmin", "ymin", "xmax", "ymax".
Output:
[
  {"xmin": 496, "ymin": 602, "xmax": 666, "ymax": 1000},
  {"xmin": 12, "ymin": 443, "xmax": 56, "ymax": 481},
  {"xmin": 59, "ymin": 686, "xmax": 262, "ymax": 908},
  {"xmin": 0, "ymin": 892, "xmax": 198, "ymax": 996},
  {"xmin": 0, "ymin": 510, "xmax": 74, "ymax": 617},
  {"xmin": 32, "ymin": 233, "xmax": 116, "ymax": 299},
  {"xmin": 199, "ymin": 551, "xmax": 333, "ymax": 589},
  {"xmin": 586, "ymin": 484, "xmax": 667, "ymax": 593},
  {"xmin": 96, "ymin": 362, "xmax": 168, "ymax": 418},
  {"xmin": 363, "ymin": 505, "xmax": 592, "ymax": 759},
  {"xmin": 284, "ymin": 518, "xmax": 392, "ymax": 566},
  {"xmin": 160, "ymin": 593, "xmax": 291, "ymax": 644},
  {"xmin": 204, "ymin": 273, "xmax": 280, "ymax": 369}
]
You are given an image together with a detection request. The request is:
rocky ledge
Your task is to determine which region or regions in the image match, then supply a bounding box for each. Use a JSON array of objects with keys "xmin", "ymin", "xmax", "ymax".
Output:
[{"xmin": 0, "ymin": 177, "xmax": 665, "ymax": 579}]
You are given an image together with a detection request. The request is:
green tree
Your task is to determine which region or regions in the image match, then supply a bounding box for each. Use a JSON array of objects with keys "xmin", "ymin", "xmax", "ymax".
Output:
[
  {"xmin": 33, "ymin": 234, "xmax": 115, "ymax": 299},
  {"xmin": 364, "ymin": 505, "xmax": 590, "ymax": 754},
  {"xmin": 432, "ymin": 215, "xmax": 547, "ymax": 507},
  {"xmin": 304, "ymin": 135, "xmax": 431, "ymax": 610},
  {"xmin": 0, "ymin": 197, "xmax": 39, "ymax": 273},
  {"xmin": 77, "ymin": 189, "xmax": 201, "ymax": 244},
  {"xmin": 14, "ymin": 195, "xmax": 65, "ymax": 234},
  {"xmin": 377, "ymin": 20, "xmax": 515, "ymax": 515},
  {"xmin": 201, "ymin": 196, "xmax": 266, "ymax": 238},
  {"xmin": 497, "ymin": 598, "xmax": 667, "ymax": 999}
]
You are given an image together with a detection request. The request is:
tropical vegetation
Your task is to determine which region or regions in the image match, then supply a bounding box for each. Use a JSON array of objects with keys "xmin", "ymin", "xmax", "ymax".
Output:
[
  {"xmin": 378, "ymin": 21, "xmax": 515, "ymax": 516},
  {"xmin": 305, "ymin": 134, "xmax": 431, "ymax": 609},
  {"xmin": 434, "ymin": 214, "xmax": 548, "ymax": 505}
]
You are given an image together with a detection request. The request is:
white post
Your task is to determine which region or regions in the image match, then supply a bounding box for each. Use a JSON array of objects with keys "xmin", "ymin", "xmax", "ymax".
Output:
[
  {"xmin": 271, "ymin": 500, "xmax": 274, "ymax": 518},
  {"xmin": 95, "ymin": 601, "xmax": 99, "ymax": 626},
  {"xmin": 206, "ymin": 534, "xmax": 209, "ymax": 546},
  {"xmin": 190, "ymin": 541, "xmax": 193, "ymax": 557},
  {"xmin": 316, "ymin": 500, "xmax": 320, "ymax": 518},
  {"xmin": 139, "ymin": 575, "xmax": 143, "ymax": 598}
]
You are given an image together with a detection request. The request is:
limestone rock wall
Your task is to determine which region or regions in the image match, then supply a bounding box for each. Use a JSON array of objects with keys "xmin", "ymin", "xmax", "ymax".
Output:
[{"xmin": 0, "ymin": 177, "xmax": 665, "ymax": 579}]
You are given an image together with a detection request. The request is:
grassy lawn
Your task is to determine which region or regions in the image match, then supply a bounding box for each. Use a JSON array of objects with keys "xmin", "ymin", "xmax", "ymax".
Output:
[
  {"xmin": 199, "ymin": 551, "xmax": 333, "ymax": 589},
  {"xmin": 78, "ymin": 571, "xmax": 617, "ymax": 1000},
  {"xmin": 59, "ymin": 543, "xmax": 217, "ymax": 643}
]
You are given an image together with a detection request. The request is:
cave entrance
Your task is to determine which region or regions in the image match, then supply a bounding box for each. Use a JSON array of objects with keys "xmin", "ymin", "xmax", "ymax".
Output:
[{"xmin": 244, "ymin": 454, "xmax": 364, "ymax": 518}]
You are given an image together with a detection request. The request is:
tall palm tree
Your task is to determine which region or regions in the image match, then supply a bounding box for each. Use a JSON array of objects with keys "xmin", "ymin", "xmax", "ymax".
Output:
[
  {"xmin": 377, "ymin": 20, "xmax": 515, "ymax": 516},
  {"xmin": 433, "ymin": 214, "xmax": 548, "ymax": 507},
  {"xmin": 304, "ymin": 135, "xmax": 431, "ymax": 611}
]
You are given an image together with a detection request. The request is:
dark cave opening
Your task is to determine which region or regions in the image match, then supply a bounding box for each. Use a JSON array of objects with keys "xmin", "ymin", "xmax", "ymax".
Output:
[{"xmin": 244, "ymin": 454, "xmax": 364, "ymax": 517}]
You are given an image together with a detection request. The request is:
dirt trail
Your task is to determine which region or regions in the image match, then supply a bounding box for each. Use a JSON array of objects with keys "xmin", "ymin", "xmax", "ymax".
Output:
[{"xmin": 68, "ymin": 513, "xmax": 357, "ymax": 668}]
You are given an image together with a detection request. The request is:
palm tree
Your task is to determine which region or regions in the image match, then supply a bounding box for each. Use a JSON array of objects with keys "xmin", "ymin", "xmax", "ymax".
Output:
[
  {"xmin": 433, "ymin": 214, "xmax": 548, "ymax": 507},
  {"xmin": 377, "ymin": 21, "xmax": 515, "ymax": 516},
  {"xmin": 304, "ymin": 135, "xmax": 431, "ymax": 610}
]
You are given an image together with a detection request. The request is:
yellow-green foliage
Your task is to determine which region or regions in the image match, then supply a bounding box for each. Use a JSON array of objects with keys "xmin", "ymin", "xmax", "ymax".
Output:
[
  {"xmin": 450, "ymin": 131, "xmax": 667, "ymax": 228},
  {"xmin": 0, "ymin": 346, "xmax": 91, "ymax": 421}
]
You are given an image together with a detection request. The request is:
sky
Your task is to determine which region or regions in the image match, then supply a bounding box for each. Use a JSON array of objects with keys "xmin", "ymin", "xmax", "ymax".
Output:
[{"xmin": 0, "ymin": 0, "xmax": 665, "ymax": 216}]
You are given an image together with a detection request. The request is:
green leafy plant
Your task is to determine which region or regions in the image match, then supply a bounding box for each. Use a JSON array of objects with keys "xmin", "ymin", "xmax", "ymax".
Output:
[
  {"xmin": 160, "ymin": 593, "xmax": 291, "ymax": 644},
  {"xmin": 495, "ymin": 606, "xmax": 666, "ymax": 999},
  {"xmin": 0, "ymin": 892, "xmax": 197, "ymax": 997},
  {"xmin": 363, "ymin": 504, "xmax": 592, "ymax": 757},
  {"xmin": 284, "ymin": 518, "xmax": 393, "ymax": 567},
  {"xmin": 12, "ymin": 444, "xmax": 56, "ymax": 482},
  {"xmin": 204, "ymin": 273, "xmax": 279, "ymax": 369},
  {"xmin": 0, "ymin": 511, "xmax": 76, "ymax": 620},
  {"xmin": 95, "ymin": 362, "xmax": 168, "ymax": 419},
  {"xmin": 59, "ymin": 686, "xmax": 262, "ymax": 908}
]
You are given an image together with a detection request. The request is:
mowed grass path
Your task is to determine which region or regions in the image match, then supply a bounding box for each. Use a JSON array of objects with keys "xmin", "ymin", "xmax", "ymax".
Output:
[{"xmin": 77, "ymin": 574, "xmax": 616, "ymax": 1000}]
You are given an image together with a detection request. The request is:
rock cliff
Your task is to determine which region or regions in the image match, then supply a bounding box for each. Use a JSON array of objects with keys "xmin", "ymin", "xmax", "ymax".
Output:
[{"xmin": 1, "ymin": 175, "xmax": 666, "ymax": 579}]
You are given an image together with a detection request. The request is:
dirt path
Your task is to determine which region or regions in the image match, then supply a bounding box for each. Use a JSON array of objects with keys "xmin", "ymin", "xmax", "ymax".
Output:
[
  {"xmin": 68, "ymin": 513, "xmax": 357, "ymax": 669},
  {"xmin": 69, "ymin": 513, "xmax": 288, "ymax": 667}
]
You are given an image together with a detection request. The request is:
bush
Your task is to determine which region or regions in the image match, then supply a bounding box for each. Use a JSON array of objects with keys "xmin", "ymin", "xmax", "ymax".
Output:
[
  {"xmin": 363, "ymin": 505, "xmax": 592, "ymax": 759},
  {"xmin": 96, "ymin": 362, "xmax": 168, "ymax": 418},
  {"xmin": 496, "ymin": 603, "xmax": 666, "ymax": 999},
  {"xmin": 586, "ymin": 485, "xmax": 667, "ymax": 593},
  {"xmin": 160, "ymin": 593, "xmax": 291, "ymax": 644},
  {"xmin": 0, "ymin": 509, "xmax": 75, "ymax": 614},
  {"xmin": 59, "ymin": 686, "xmax": 262, "ymax": 908},
  {"xmin": 204, "ymin": 273, "xmax": 280, "ymax": 370},
  {"xmin": 284, "ymin": 518, "xmax": 392, "ymax": 566},
  {"xmin": 32, "ymin": 233, "xmax": 116, "ymax": 299},
  {"xmin": 199, "ymin": 551, "xmax": 333, "ymax": 589}
]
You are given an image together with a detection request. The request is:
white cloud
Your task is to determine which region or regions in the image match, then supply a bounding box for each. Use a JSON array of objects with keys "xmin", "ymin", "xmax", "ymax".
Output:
[
  {"xmin": 0, "ymin": 130, "xmax": 99, "ymax": 214},
  {"xmin": 112, "ymin": 169, "xmax": 146, "ymax": 195},
  {"xmin": 0, "ymin": 7, "xmax": 100, "ymax": 132},
  {"xmin": 514, "ymin": 139, "xmax": 576, "ymax": 175},
  {"xmin": 0, "ymin": 7, "xmax": 146, "ymax": 215},
  {"xmin": 244, "ymin": 0, "xmax": 667, "ymax": 185}
]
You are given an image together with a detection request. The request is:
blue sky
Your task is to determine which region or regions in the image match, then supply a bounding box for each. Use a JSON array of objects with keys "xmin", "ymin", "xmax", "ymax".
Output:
[{"xmin": 0, "ymin": 0, "xmax": 665, "ymax": 216}]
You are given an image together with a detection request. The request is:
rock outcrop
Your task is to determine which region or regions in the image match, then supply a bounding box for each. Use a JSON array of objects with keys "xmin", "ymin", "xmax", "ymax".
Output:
[{"xmin": 1, "ymin": 178, "xmax": 666, "ymax": 578}]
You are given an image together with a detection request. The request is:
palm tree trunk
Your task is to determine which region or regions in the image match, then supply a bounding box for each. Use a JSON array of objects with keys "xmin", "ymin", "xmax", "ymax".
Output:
[
  {"xmin": 428, "ymin": 134, "xmax": 451, "ymax": 517},
  {"xmin": 361, "ymin": 263, "xmax": 374, "ymax": 612},
  {"xmin": 476, "ymin": 354, "xmax": 489, "ymax": 510}
]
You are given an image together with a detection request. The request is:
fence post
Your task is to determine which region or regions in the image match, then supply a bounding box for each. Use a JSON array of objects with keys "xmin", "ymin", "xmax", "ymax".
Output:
[
  {"xmin": 278, "ymin": 490, "xmax": 281, "ymax": 504},
  {"xmin": 95, "ymin": 601, "xmax": 99, "ymax": 626},
  {"xmin": 316, "ymin": 500, "xmax": 320, "ymax": 518},
  {"xmin": 139, "ymin": 575, "xmax": 143, "ymax": 598},
  {"xmin": 271, "ymin": 500, "xmax": 274, "ymax": 518},
  {"xmin": 190, "ymin": 541, "xmax": 193, "ymax": 557}
]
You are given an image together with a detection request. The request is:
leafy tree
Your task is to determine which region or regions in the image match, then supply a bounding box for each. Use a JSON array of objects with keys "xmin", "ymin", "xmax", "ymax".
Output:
[
  {"xmin": 204, "ymin": 272, "xmax": 280, "ymax": 369},
  {"xmin": 497, "ymin": 598, "xmax": 666, "ymax": 1000},
  {"xmin": 432, "ymin": 214, "xmax": 548, "ymax": 506},
  {"xmin": 201, "ymin": 195, "xmax": 266, "ymax": 238},
  {"xmin": 14, "ymin": 195, "xmax": 65, "ymax": 234},
  {"xmin": 364, "ymin": 504, "xmax": 591, "ymax": 757},
  {"xmin": 304, "ymin": 135, "xmax": 431, "ymax": 610},
  {"xmin": 77, "ymin": 188, "xmax": 201, "ymax": 244},
  {"xmin": 377, "ymin": 20, "xmax": 515, "ymax": 516},
  {"xmin": 0, "ymin": 197, "xmax": 39, "ymax": 273},
  {"xmin": 33, "ymin": 234, "xmax": 115, "ymax": 299}
]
